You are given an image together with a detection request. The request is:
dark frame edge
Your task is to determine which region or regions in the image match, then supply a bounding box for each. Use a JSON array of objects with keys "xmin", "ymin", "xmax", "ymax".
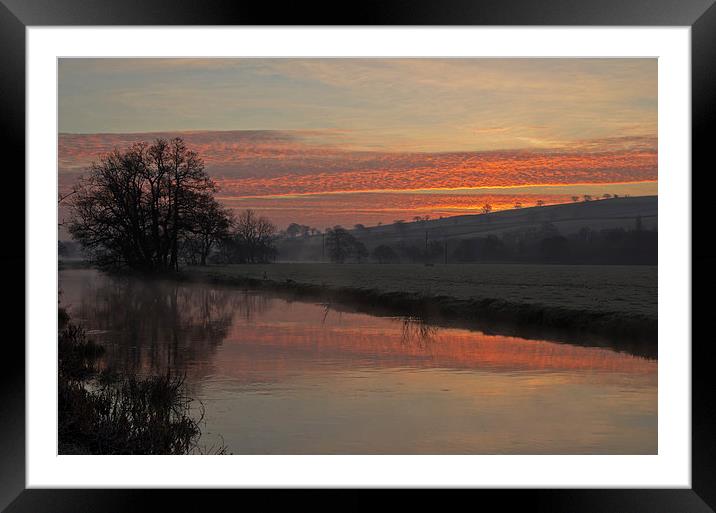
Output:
[
  {"xmin": 692, "ymin": 0, "xmax": 716, "ymax": 511},
  {"xmin": 1, "ymin": 0, "xmax": 716, "ymax": 26},
  {"xmin": 3, "ymin": 0, "xmax": 716, "ymax": 511},
  {"xmin": 0, "ymin": 1, "xmax": 26, "ymax": 512}
]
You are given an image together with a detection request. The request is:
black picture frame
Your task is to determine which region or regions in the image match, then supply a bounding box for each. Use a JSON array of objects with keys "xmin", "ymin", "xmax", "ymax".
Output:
[{"xmin": 2, "ymin": 0, "xmax": 714, "ymax": 510}]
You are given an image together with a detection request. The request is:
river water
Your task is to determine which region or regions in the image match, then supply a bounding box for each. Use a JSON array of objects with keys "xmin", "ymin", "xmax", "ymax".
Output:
[{"xmin": 59, "ymin": 269, "xmax": 657, "ymax": 454}]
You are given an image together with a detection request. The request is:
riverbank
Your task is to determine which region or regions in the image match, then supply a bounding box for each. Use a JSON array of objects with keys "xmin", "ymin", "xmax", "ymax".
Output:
[
  {"xmin": 58, "ymin": 307, "xmax": 224, "ymax": 455},
  {"xmin": 179, "ymin": 263, "xmax": 657, "ymax": 355}
]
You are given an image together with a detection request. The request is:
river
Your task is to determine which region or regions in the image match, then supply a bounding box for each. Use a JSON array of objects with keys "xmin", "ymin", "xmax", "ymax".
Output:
[{"xmin": 59, "ymin": 269, "xmax": 657, "ymax": 454}]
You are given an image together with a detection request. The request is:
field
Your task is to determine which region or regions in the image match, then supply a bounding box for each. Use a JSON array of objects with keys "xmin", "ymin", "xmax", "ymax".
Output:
[{"xmin": 182, "ymin": 263, "xmax": 657, "ymax": 353}]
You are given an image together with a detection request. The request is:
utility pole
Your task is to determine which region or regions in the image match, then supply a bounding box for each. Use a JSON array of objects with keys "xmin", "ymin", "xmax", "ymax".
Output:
[
  {"xmin": 425, "ymin": 230, "xmax": 428, "ymax": 252},
  {"xmin": 322, "ymin": 233, "xmax": 325, "ymax": 261}
]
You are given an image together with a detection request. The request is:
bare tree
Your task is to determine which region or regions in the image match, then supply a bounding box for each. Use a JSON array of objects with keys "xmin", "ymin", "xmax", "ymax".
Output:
[
  {"xmin": 232, "ymin": 209, "xmax": 277, "ymax": 263},
  {"xmin": 353, "ymin": 240, "xmax": 369, "ymax": 262},
  {"xmin": 161, "ymin": 138, "xmax": 215, "ymax": 270},
  {"xmin": 325, "ymin": 226, "xmax": 355, "ymax": 263},
  {"xmin": 58, "ymin": 188, "xmax": 77, "ymax": 227},
  {"xmin": 413, "ymin": 215, "xmax": 430, "ymax": 226},
  {"xmin": 285, "ymin": 223, "xmax": 302, "ymax": 238},
  {"xmin": 58, "ymin": 189, "xmax": 77, "ymax": 205},
  {"xmin": 69, "ymin": 138, "xmax": 223, "ymax": 271},
  {"xmin": 182, "ymin": 196, "xmax": 232, "ymax": 265}
]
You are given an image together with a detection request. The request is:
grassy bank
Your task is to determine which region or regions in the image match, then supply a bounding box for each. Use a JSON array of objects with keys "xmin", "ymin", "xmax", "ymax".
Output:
[{"xmin": 181, "ymin": 263, "xmax": 657, "ymax": 354}]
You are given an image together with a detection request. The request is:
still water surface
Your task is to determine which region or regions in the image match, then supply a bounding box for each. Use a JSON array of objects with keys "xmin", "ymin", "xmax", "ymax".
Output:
[{"xmin": 59, "ymin": 269, "xmax": 657, "ymax": 454}]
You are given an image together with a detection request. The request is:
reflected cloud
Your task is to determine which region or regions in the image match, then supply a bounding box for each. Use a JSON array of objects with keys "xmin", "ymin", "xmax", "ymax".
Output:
[
  {"xmin": 60, "ymin": 269, "xmax": 657, "ymax": 382},
  {"xmin": 60, "ymin": 269, "xmax": 657, "ymax": 454}
]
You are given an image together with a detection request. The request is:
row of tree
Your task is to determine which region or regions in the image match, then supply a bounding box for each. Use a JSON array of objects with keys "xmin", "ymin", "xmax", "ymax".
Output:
[
  {"xmin": 362, "ymin": 220, "xmax": 656, "ymax": 265},
  {"xmin": 451, "ymin": 226, "xmax": 656, "ymax": 264}
]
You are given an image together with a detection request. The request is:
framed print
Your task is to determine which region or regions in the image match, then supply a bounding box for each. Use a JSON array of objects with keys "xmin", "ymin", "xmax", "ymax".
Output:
[{"xmin": 2, "ymin": 0, "xmax": 714, "ymax": 511}]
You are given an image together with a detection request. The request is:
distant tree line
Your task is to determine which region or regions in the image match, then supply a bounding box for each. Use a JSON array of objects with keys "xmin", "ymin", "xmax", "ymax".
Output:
[
  {"xmin": 283, "ymin": 223, "xmax": 321, "ymax": 238},
  {"xmin": 449, "ymin": 220, "xmax": 656, "ymax": 265},
  {"xmin": 318, "ymin": 218, "xmax": 656, "ymax": 265}
]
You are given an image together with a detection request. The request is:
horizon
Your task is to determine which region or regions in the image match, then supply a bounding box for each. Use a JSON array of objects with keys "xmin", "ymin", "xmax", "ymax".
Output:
[{"xmin": 58, "ymin": 58, "xmax": 657, "ymax": 230}]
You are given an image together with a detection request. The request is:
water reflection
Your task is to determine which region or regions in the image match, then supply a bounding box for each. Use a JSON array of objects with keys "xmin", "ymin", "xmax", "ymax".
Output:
[
  {"xmin": 60, "ymin": 269, "xmax": 657, "ymax": 455},
  {"xmin": 64, "ymin": 275, "xmax": 244, "ymax": 377}
]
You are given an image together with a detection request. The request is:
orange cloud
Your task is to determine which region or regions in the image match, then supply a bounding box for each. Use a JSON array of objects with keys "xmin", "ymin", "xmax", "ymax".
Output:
[{"xmin": 58, "ymin": 130, "xmax": 657, "ymax": 229}]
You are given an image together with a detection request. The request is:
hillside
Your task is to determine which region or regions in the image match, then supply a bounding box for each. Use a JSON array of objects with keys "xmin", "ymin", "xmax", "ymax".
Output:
[{"xmin": 277, "ymin": 195, "xmax": 657, "ymax": 262}]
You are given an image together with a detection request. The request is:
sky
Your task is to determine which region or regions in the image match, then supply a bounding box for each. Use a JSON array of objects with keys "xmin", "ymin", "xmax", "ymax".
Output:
[{"xmin": 58, "ymin": 58, "xmax": 657, "ymax": 229}]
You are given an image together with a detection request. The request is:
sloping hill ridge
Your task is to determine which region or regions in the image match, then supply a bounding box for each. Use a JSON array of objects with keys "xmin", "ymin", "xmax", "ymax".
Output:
[{"xmin": 278, "ymin": 195, "xmax": 657, "ymax": 261}]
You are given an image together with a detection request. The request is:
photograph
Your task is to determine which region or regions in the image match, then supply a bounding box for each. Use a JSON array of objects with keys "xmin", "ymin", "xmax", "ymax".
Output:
[{"xmin": 56, "ymin": 57, "xmax": 658, "ymax": 456}]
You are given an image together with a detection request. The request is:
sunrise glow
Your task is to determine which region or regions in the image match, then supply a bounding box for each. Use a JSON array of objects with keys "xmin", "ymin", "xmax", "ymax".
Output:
[{"xmin": 59, "ymin": 58, "xmax": 657, "ymax": 229}]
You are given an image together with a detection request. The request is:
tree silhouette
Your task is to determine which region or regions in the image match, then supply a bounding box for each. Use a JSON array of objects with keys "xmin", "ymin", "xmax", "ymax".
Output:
[
  {"xmin": 230, "ymin": 209, "xmax": 277, "ymax": 263},
  {"xmin": 285, "ymin": 223, "xmax": 302, "ymax": 238},
  {"xmin": 325, "ymin": 226, "xmax": 359, "ymax": 263},
  {"xmin": 353, "ymin": 240, "xmax": 369, "ymax": 262},
  {"xmin": 69, "ymin": 138, "xmax": 227, "ymax": 271},
  {"xmin": 372, "ymin": 244, "xmax": 399, "ymax": 264},
  {"xmin": 182, "ymin": 195, "xmax": 232, "ymax": 266}
]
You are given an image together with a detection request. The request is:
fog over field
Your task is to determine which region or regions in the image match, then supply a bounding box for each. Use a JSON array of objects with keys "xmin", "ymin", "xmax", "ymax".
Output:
[{"xmin": 276, "ymin": 195, "xmax": 657, "ymax": 263}]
